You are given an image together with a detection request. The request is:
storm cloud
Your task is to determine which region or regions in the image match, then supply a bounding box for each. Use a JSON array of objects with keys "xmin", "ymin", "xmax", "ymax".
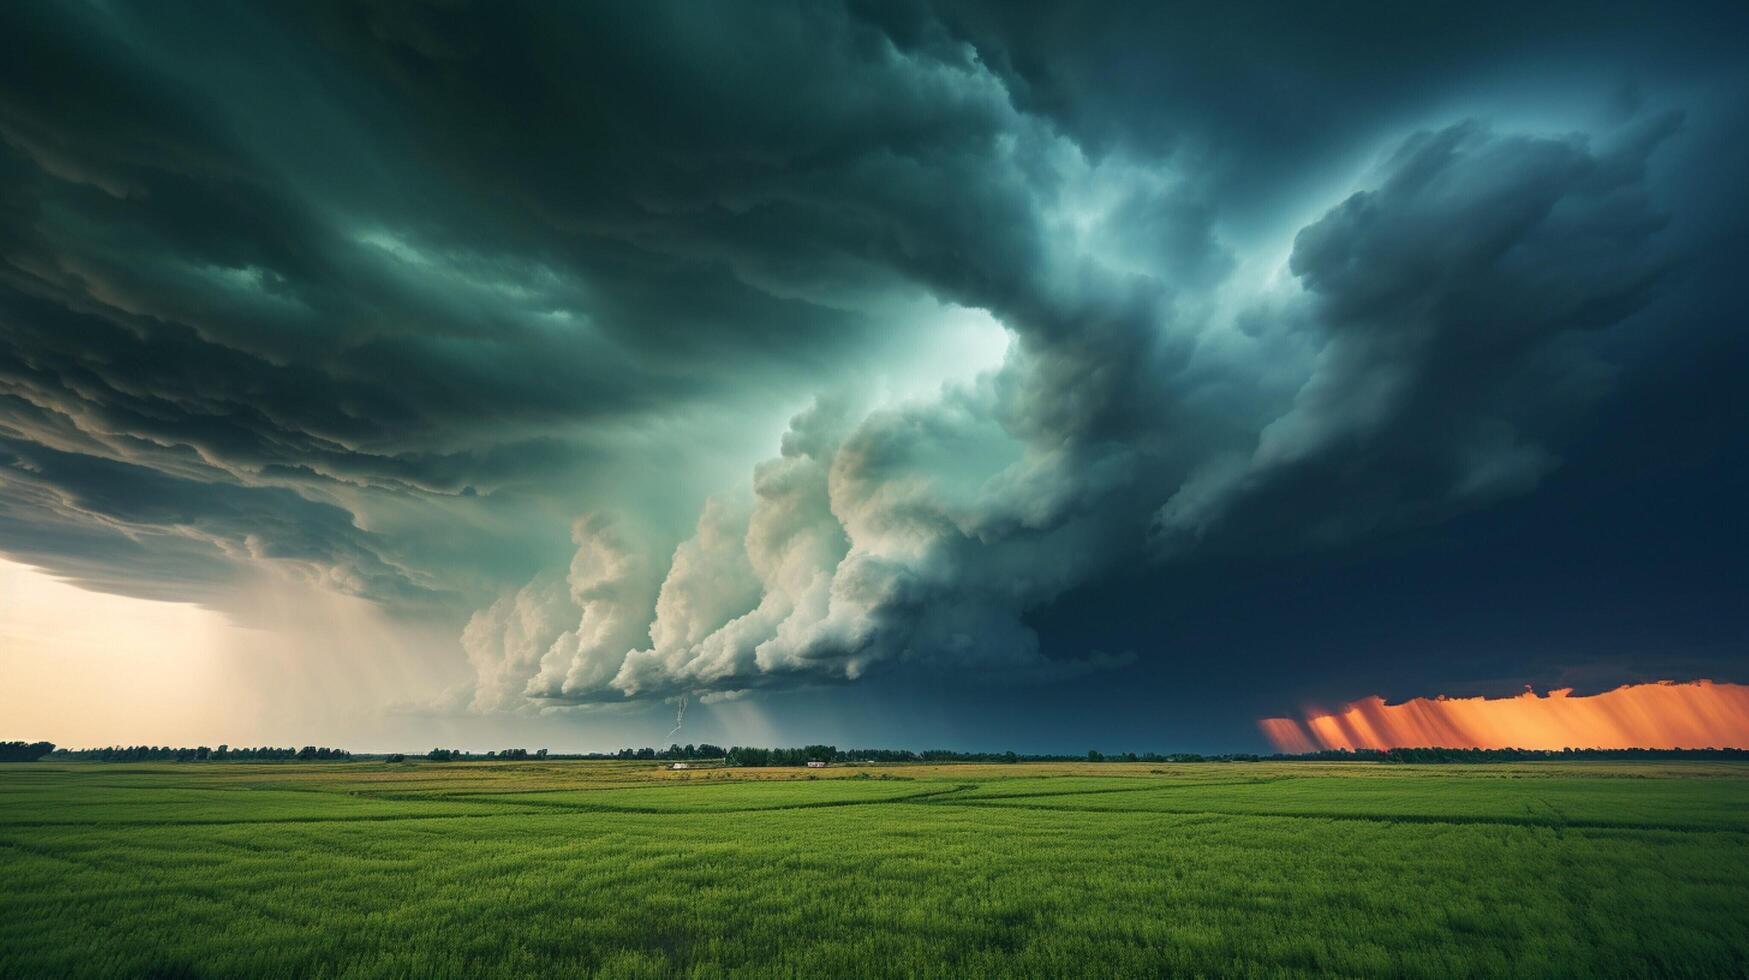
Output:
[
  {"xmin": 2, "ymin": 1, "xmax": 1744, "ymax": 734},
  {"xmin": 465, "ymin": 109, "xmax": 1691, "ymax": 705}
]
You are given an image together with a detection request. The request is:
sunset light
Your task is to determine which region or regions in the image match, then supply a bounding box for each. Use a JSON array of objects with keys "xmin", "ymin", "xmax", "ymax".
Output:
[{"xmin": 1260, "ymin": 680, "xmax": 1749, "ymax": 752}]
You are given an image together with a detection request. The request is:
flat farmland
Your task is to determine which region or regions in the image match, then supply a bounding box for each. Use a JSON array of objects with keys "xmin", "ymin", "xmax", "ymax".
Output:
[{"xmin": 2, "ymin": 761, "xmax": 1745, "ymax": 977}]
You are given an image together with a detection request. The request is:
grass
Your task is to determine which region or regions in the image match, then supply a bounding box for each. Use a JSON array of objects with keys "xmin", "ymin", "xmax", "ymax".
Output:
[{"xmin": 1, "ymin": 761, "xmax": 1745, "ymax": 977}]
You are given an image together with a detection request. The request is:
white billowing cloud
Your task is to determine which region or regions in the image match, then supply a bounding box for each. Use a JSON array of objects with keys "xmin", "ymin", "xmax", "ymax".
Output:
[
  {"xmin": 618, "ymin": 400, "xmax": 854, "ymax": 693},
  {"xmin": 645, "ymin": 497, "xmax": 763, "ymax": 657},
  {"xmin": 460, "ymin": 575, "xmax": 570, "ymax": 713},
  {"xmin": 540, "ymin": 517, "xmax": 664, "ymax": 698},
  {"xmin": 461, "ymin": 516, "xmax": 660, "ymax": 711}
]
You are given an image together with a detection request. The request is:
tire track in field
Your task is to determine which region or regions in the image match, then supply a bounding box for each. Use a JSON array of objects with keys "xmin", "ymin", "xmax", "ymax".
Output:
[
  {"xmin": 367, "ymin": 781, "xmax": 978, "ymax": 816},
  {"xmin": 911, "ymin": 797, "xmax": 1748, "ymax": 835},
  {"xmin": 348, "ymin": 774, "xmax": 916, "ymax": 801},
  {"xmin": 0, "ymin": 809, "xmax": 533, "ymax": 829},
  {"xmin": 947, "ymin": 776, "xmax": 1297, "ymax": 803},
  {"xmin": 0, "ymin": 783, "xmax": 982, "ymax": 828},
  {"xmin": 350, "ymin": 781, "xmax": 669, "ymax": 798}
]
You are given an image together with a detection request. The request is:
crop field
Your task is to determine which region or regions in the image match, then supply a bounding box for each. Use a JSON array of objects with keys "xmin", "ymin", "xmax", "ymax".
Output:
[{"xmin": 2, "ymin": 761, "xmax": 1746, "ymax": 978}]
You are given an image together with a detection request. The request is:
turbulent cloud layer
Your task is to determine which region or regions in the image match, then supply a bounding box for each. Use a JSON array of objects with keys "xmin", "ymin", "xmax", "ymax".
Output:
[
  {"xmin": 2, "ymin": 2, "xmax": 1744, "ymax": 727},
  {"xmin": 461, "ymin": 110, "xmax": 1692, "ymax": 706}
]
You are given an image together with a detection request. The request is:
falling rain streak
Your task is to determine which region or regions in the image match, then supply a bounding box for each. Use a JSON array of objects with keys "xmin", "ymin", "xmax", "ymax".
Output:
[{"xmin": 1259, "ymin": 680, "xmax": 1749, "ymax": 752}]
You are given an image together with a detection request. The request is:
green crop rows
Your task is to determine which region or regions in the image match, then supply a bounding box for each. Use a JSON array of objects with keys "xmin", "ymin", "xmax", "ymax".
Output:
[{"xmin": 2, "ymin": 760, "xmax": 1746, "ymax": 977}]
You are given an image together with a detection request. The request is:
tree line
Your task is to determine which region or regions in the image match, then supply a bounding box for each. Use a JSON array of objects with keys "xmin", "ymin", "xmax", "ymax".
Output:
[
  {"xmin": 13, "ymin": 740, "xmax": 1744, "ymax": 765},
  {"xmin": 423, "ymin": 748, "xmax": 551, "ymax": 761},
  {"xmin": 47, "ymin": 745, "xmax": 352, "ymax": 762}
]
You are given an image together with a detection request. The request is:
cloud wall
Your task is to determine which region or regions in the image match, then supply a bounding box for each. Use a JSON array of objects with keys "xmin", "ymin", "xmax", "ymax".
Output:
[{"xmin": 463, "ymin": 114, "xmax": 1687, "ymax": 706}]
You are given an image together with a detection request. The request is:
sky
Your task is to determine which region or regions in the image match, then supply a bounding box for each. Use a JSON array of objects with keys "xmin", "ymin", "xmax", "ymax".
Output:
[{"xmin": 1, "ymin": 1, "xmax": 1745, "ymax": 754}]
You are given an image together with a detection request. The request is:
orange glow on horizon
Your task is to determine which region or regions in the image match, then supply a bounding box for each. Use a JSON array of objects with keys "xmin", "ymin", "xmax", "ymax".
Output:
[{"xmin": 1259, "ymin": 680, "xmax": 1749, "ymax": 752}]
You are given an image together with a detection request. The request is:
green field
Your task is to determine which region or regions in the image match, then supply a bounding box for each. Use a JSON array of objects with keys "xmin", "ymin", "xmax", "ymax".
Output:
[{"xmin": 2, "ymin": 761, "xmax": 1746, "ymax": 977}]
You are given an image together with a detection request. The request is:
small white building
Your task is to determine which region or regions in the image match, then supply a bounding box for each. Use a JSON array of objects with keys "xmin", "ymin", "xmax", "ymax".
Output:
[
  {"xmin": 806, "ymin": 760, "xmax": 827, "ymax": 768},
  {"xmin": 670, "ymin": 762, "xmax": 690, "ymax": 770}
]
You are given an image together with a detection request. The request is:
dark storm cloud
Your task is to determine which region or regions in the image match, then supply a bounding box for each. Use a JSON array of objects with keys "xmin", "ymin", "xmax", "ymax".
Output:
[
  {"xmin": 1154, "ymin": 117, "xmax": 1679, "ymax": 553},
  {"xmin": 0, "ymin": 0, "xmax": 973, "ymax": 602},
  {"xmin": 0, "ymin": 433, "xmax": 435, "ymax": 606},
  {"xmin": 511, "ymin": 112, "xmax": 1693, "ymax": 706},
  {"xmin": 0, "ymin": 1, "xmax": 1742, "ymax": 716}
]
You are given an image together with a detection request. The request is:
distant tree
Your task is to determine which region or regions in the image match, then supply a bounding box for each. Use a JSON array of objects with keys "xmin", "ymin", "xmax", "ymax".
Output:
[
  {"xmin": 384, "ymin": 753, "xmax": 406, "ymax": 763},
  {"xmin": 726, "ymin": 746, "xmax": 770, "ymax": 767},
  {"xmin": 0, "ymin": 741, "xmax": 55, "ymax": 762},
  {"xmin": 427, "ymin": 748, "xmax": 457, "ymax": 762},
  {"xmin": 1087, "ymin": 750, "xmax": 1105, "ymax": 762}
]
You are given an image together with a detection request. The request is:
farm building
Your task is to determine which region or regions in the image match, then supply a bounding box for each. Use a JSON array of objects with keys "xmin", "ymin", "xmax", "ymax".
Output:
[
  {"xmin": 669, "ymin": 763, "xmax": 690, "ymax": 770},
  {"xmin": 806, "ymin": 760, "xmax": 827, "ymax": 768}
]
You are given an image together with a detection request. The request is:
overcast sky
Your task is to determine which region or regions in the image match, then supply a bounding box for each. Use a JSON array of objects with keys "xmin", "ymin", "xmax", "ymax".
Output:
[{"xmin": 1, "ymin": 1, "xmax": 1744, "ymax": 752}]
